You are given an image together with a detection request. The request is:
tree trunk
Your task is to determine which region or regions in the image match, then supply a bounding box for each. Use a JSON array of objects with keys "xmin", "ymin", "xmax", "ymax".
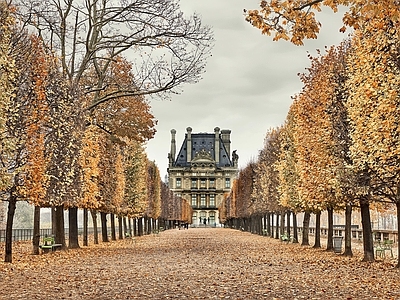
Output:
[
  {"xmin": 396, "ymin": 201, "xmax": 400, "ymax": 268},
  {"xmin": 110, "ymin": 213, "xmax": 116, "ymax": 241},
  {"xmin": 5, "ymin": 196, "xmax": 17, "ymax": 263},
  {"xmin": 313, "ymin": 211, "xmax": 321, "ymax": 248},
  {"xmin": 68, "ymin": 207, "xmax": 80, "ymax": 249},
  {"xmin": 100, "ymin": 212, "xmax": 109, "ymax": 242},
  {"xmin": 257, "ymin": 215, "xmax": 262, "ymax": 235},
  {"xmin": 32, "ymin": 206, "xmax": 40, "ymax": 255},
  {"xmin": 118, "ymin": 216, "xmax": 123, "ymax": 239},
  {"xmin": 133, "ymin": 218, "xmax": 137, "ymax": 236},
  {"xmin": 280, "ymin": 212, "xmax": 285, "ymax": 237},
  {"xmin": 83, "ymin": 208, "xmax": 88, "ymax": 246},
  {"xmin": 292, "ymin": 212, "xmax": 298, "ymax": 243},
  {"xmin": 123, "ymin": 217, "xmax": 128, "ymax": 237},
  {"xmin": 144, "ymin": 216, "xmax": 148, "ymax": 234},
  {"xmin": 275, "ymin": 213, "xmax": 279, "ymax": 239},
  {"xmin": 51, "ymin": 206, "xmax": 56, "ymax": 235},
  {"xmin": 326, "ymin": 206, "xmax": 334, "ymax": 251},
  {"xmin": 343, "ymin": 203, "xmax": 353, "ymax": 257},
  {"xmin": 286, "ymin": 211, "xmax": 291, "ymax": 236},
  {"xmin": 148, "ymin": 217, "xmax": 152, "ymax": 234},
  {"xmin": 54, "ymin": 205, "xmax": 66, "ymax": 248},
  {"xmin": 128, "ymin": 218, "xmax": 132, "ymax": 236},
  {"xmin": 270, "ymin": 213, "xmax": 274, "ymax": 238},
  {"xmin": 301, "ymin": 211, "xmax": 310, "ymax": 246},
  {"xmin": 138, "ymin": 217, "xmax": 143, "ymax": 236},
  {"xmin": 91, "ymin": 210, "xmax": 99, "ymax": 244},
  {"xmin": 360, "ymin": 197, "xmax": 374, "ymax": 261}
]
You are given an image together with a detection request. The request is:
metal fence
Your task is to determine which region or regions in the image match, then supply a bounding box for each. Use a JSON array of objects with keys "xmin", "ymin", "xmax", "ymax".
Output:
[{"xmin": 0, "ymin": 227, "xmax": 109, "ymax": 242}]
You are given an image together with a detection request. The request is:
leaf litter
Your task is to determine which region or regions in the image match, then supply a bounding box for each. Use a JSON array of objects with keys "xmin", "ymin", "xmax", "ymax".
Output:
[{"xmin": 0, "ymin": 228, "xmax": 399, "ymax": 299}]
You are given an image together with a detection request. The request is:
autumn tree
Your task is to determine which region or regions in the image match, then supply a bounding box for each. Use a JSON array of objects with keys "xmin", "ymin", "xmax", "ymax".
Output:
[
  {"xmin": 23, "ymin": 36, "xmax": 50, "ymax": 255},
  {"xmin": 276, "ymin": 109, "xmax": 301, "ymax": 242},
  {"xmin": 78, "ymin": 125, "xmax": 102, "ymax": 246},
  {"xmin": 0, "ymin": 1, "xmax": 15, "ymax": 194},
  {"xmin": 234, "ymin": 163, "xmax": 257, "ymax": 232},
  {"xmin": 75, "ymin": 54, "xmax": 157, "ymax": 246},
  {"xmin": 88, "ymin": 56, "xmax": 157, "ymax": 143},
  {"xmin": 346, "ymin": 14, "xmax": 400, "ymax": 264},
  {"xmin": 16, "ymin": 0, "xmax": 213, "ymax": 109},
  {"xmin": 14, "ymin": 0, "xmax": 212, "ymax": 244},
  {"xmin": 245, "ymin": 0, "xmax": 400, "ymax": 45},
  {"xmin": 0, "ymin": 1, "xmax": 20, "ymax": 263},
  {"xmin": 159, "ymin": 182, "xmax": 192, "ymax": 229},
  {"xmin": 253, "ymin": 127, "xmax": 285, "ymax": 238},
  {"xmin": 223, "ymin": 179, "xmax": 239, "ymax": 229},
  {"xmin": 145, "ymin": 161, "xmax": 161, "ymax": 233},
  {"xmin": 0, "ymin": 4, "xmax": 65, "ymax": 261},
  {"xmin": 43, "ymin": 71, "xmax": 83, "ymax": 248},
  {"xmin": 123, "ymin": 140, "xmax": 148, "ymax": 234}
]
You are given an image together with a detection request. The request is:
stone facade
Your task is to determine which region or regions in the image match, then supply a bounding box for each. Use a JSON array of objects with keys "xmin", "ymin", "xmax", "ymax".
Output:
[{"xmin": 167, "ymin": 127, "xmax": 238, "ymax": 226}]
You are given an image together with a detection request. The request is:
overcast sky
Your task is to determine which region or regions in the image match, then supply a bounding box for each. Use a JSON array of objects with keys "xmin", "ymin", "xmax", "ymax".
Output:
[{"xmin": 145, "ymin": 0, "xmax": 349, "ymax": 179}]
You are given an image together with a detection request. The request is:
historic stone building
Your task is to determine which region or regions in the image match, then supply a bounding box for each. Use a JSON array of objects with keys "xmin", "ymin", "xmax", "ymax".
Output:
[{"xmin": 167, "ymin": 127, "xmax": 239, "ymax": 226}]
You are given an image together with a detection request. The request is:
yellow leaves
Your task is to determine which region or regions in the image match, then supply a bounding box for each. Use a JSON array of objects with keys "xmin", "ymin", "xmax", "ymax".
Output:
[
  {"xmin": 78, "ymin": 126, "xmax": 102, "ymax": 210},
  {"xmin": 345, "ymin": 12, "xmax": 400, "ymax": 196},
  {"xmin": 83, "ymin": 55, "xmax": 156, "ymax": 143},
  {"xmin": 246, "ymin": 0, "xmax": 400, "ymax": 45}
]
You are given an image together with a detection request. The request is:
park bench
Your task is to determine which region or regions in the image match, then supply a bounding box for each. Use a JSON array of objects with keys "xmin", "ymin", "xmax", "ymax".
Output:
[
  {"xmin": 375, "ymin": 239, "xmax": 394, "ymax": 259},
  {"xmin": 39, "ymin": 236, "xmax": 62, "ymax": 253},
  {"xmin": 280, "ymin": 234, "xmax": 296, "ymax": 243}
]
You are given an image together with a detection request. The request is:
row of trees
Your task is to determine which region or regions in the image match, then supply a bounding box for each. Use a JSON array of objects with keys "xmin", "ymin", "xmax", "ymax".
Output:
[
  {"xmin": 222, "ymin": 0, "xmax": 400, "ymax": 267},
  {"xmin": 0, "ymin": 0, "xmax": 212, "ymax": 262}
]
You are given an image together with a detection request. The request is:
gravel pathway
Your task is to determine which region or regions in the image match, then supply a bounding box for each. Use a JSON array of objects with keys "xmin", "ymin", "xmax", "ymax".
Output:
[{"xmin": 0, "ymin": 228, "xmax": 399, "ymax": 299}]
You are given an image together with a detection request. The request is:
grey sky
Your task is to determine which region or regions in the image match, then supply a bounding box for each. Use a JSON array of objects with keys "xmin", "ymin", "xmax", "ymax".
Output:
[{"xmin": 145, "ymin": 1, "xmax": 349, "ymax": 179}]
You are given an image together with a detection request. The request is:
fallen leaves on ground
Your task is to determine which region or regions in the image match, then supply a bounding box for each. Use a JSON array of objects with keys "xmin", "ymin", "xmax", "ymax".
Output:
[{"xmin": 0, "ymin": 229, "xmax": 399, "ymax": 299}]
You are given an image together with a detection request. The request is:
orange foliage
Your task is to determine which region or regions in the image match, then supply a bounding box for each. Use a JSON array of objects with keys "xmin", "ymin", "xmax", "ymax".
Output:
[
  {"xmin": 245, "ymin": 0, "xmax": 400, "ymax": 45},
  {"xmin": 23, "ymin": 36, "xmax": 50, "ymax": 206}
]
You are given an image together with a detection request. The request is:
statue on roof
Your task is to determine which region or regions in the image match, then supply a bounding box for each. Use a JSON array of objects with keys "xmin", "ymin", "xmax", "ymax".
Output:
[{"xmin": 232, "ymin": 150, "xmax": 239, "ymax": 164}]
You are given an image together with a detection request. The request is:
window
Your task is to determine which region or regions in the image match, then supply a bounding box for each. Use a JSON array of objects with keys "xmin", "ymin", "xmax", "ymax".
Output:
[
  {"xmin": 209, "ymin": 211, "xmax": 215, "ymax": 223},
  {"xmin": 191, "ymin": 179, "xmax": 197, "ymax": 188},
  {"xmin": 176, "ymin": 178, "xmax": 181, "ymax": 188},
  {"xmin": 210, "ymin": 194, "xmax": 215, "ymax": 207},
  {"xmin": 200, "ymin": 178, "xmax": 206, "ymax": 188},
  {"xmin": 191, "ymin": 195, "xmax": 197, "ymax": 207},
  {"xmin": 200, "ymin": 194, "xmax": 206, "ymax": 206},
  {"xmin": 209, "ymin": 178, "xmax": 215, "ymax": 188},
  {"xmin": 225, "ymin": 178, "xmax": 231, "ymax": 188}
]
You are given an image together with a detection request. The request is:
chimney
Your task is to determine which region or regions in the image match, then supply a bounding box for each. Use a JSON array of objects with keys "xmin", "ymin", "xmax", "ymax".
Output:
[
  {"xmin": 186, "ymin": 127, "xmax": 192, "ymax": 163},
  {"xmin": 221, "ymin": 129, "xmax": 231, "ymax": 160},
  {"xmin": 169, "ymin": 129, "xmax": 176, "ymax": 167},
  {"xmin": 214, "ymin": 127, "xmax": 220, "ymax": 164}
]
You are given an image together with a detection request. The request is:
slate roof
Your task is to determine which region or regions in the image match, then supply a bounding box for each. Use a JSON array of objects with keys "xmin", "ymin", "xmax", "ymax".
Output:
[{"xmin": 173, "ymin": 132, "xmax": 232, "ymax": 168}]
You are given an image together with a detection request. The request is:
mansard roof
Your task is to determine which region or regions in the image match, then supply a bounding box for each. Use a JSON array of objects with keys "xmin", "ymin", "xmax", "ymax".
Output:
[{"xmin": 173, "ymin": 132, "xmax": 233, "ymax": 168}]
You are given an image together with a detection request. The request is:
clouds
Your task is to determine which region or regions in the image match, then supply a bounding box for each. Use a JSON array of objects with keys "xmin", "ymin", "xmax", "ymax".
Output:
[{"xmin": 145, "ymin": 0, "xmax": 348, "ymax": 178}]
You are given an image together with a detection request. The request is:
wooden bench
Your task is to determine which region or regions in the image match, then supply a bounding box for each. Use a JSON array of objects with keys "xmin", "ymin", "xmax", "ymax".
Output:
[
  {"xmin": 39, "ymin": 236, "xmax": 62, "ymax": 253},
  {"xmin": 375, "ymin": 239, "xmax": 394, "ymax": 259}
]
